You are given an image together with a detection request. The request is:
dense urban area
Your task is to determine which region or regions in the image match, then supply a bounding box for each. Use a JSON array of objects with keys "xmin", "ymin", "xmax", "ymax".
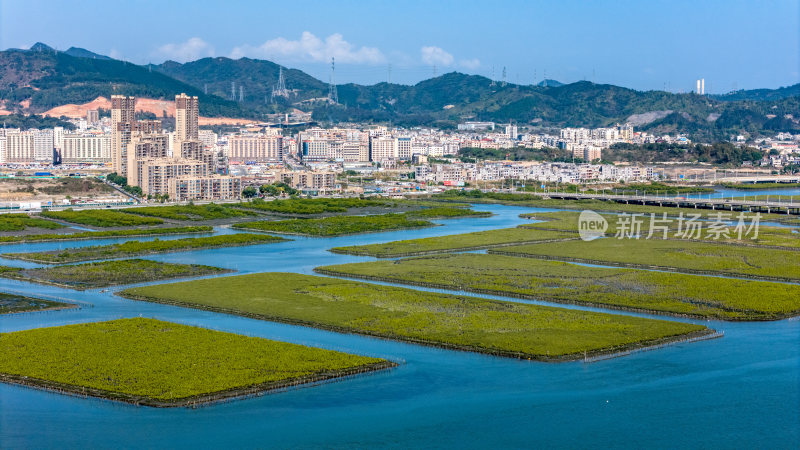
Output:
[{"xmin": 2, "ymin": 91, "xmax": 799, "ymax": 209}]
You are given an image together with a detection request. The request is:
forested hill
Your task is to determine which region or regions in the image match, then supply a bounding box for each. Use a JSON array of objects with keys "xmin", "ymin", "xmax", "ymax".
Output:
[
  {"xmin": 0, "ymin": 45, "xmax": 245, "ymax": 117},
  {"xmin": 711, "ymin": 84, "xmax": 800, "ymax": 102},
  {"xmin": 1, "ymin": 43, "xmax": 799, "ymax": 140},
  {"xmin": 155, "ymin": 57, "xmax": 329, "ymax": 108}
]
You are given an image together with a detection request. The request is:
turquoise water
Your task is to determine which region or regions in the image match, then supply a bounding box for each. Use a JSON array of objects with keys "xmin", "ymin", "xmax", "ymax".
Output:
[
  {"xmin": 0, "ymin": 204, "xmax": 798, "ymax": 448},
  {"xmin": 686, "ymin": 187, "xmax": 800, "ymax": 200}
]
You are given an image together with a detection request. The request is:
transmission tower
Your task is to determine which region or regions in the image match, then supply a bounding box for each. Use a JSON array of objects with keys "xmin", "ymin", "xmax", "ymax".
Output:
[
  {"xmin": 490, "ymin": 66, "xmax": 496, "ymax": 87},
  {"xmin": 271, "ymin": 66, "xmax": 289, "ymax": 102},
  {"xmin": 204, "ymin": 83, "xmax": 208, "ymax": 95},
  {"xmin": 231, "ymin": 82, "xmax": 236, "ymax": 101},
  {"xmin": 388, "ymin": 64, "xmax": 392, "ymax": 83},
  {"xmin": 501, "ymin": 67, "xmax": 507, "ymax": 87},
  {"xmin": 328, "ymin": 57, "xmax": 338, "ymax": 104},
  {"xmin": 239, "ymin": 86, "xmax": 244, "ymax": 102}
]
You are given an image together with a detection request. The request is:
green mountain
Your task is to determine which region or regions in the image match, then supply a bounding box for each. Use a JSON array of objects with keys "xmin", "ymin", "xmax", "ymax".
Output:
[
  {"xmin": 155, "ymin": 57, "xmax": 328, "ymax": 112},
  {"xmin": 63, "ymin": 47, "xmax": 112, "ymax": 60},
  {"xmin": 711, "ymin": 84, "xmax": 800, "ymax": 102},
  {"xmin": 0, "ymin": 46, "xmax": 245, "ymax": 117},
  {"xmin": 1, "ymin": 43, "xmax": 798, "ymax": 140}
]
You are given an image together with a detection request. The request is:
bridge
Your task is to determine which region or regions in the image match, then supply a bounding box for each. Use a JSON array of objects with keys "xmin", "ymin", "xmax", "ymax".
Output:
[{"xmin": 536, "ymin": 191, "xmax": 800, "ymax": 215}]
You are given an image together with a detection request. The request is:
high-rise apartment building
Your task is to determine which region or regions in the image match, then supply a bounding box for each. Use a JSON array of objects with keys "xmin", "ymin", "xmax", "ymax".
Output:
[
  {"xmin": 111, "ymin": 95, "xmax": 136, "ymax": 175},
  {"xmin": 397, "ymin": 137, "xmax": 412, "ymax": 160},
  {"xmin": 86, "ymin": 109, "xmax": 100, "ymax": 124},
  {"xmin": 126, "ymin": 134, "xmax": 170, "ymax": 187},
  {"xmin": 174, "ymin": 93, "xmax": 199, "ymax": 146},
  {"xmin": 33, "ymin": 129, "xmax": 54, "ymax": 162}
]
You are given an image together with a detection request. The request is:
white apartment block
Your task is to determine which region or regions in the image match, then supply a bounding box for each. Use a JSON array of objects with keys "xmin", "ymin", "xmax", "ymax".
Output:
[
  {"xmin": 279, "ymin": 170, "xmax": 336, "ymax": 191},
  {"xmin": 61, "ymin": 134, "xmax": 112, "ymax": 163},
  {"xmin": 301, "ymin": 138, "xmax": 330, "ymax": 161},
  {"xmin": 138, "ymin": 158, "xmax": 208, "ymax": 196},
  {"xmin": 229, "ymin": 135, "xmax": 283, "ymax": 162},
  {"xmin": 369, "ymin": 136, "xmax": 397, "ymax": 162},
  {"xmin": 5, "ymin": 131, "xmax": 36, "ymax": 163},
  {"xmin": 198, "ymin": 129, "xmax": 218, "ymax": 149},
  {"xmin": 168, "ymin": 175, "xmax": 242, "ymax": 202},
  {"xmin": 33, "ymin": 130, "xmax": 54, "ymax": 162},
  {"xmin": 397, "ymin": 137, "xmax": 412, "ymax": 159}
]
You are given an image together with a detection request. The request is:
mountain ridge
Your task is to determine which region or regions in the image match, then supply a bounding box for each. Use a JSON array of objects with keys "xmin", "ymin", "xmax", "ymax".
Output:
[{"xmin": 1, "ymin": 43, "xmax": 798, "ymax": 139}]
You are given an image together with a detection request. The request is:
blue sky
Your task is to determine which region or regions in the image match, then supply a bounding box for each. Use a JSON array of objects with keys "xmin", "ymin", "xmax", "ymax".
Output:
[{"xmin": 1, "ymin": 0, "xmax": 797, "ymax": 92}]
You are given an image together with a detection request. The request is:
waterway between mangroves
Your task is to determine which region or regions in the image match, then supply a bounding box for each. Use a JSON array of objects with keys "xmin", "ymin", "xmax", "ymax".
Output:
[{"xmin": 0, "ymin": 200, "xmax": 798, "ymax": 448}]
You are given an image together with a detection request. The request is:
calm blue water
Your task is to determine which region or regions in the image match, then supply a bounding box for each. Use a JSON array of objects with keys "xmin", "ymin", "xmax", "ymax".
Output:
[
  {"xmin": 0, "ymin": 203, "xmax": 798, "ymax": 448},
  {"xmin": 687, "ymin": 187, "xmax": 800, "ymax": 200}
]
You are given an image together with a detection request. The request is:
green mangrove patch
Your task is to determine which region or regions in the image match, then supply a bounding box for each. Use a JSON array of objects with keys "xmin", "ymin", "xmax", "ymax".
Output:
[
  {"xmin": 119, "ymin": 272, "xmax": 711, "ymax": 361},
  {"xmin": 232, "ymin": 213, "xmax": 433, "ymax": 236},
  {"xmin": 491, "ymin": 238, "xmax": 800, "ymax": 282},
  {"xmin": 6, "ymin": 233, "xmax": 287, "ymax": 264},
  {"xmin": 520, "ymin": 211, "xmax": 800, "ymax": 249},
  {"xmin": 0, "ymin": 214, "xmax": 64, "ymax": 232},
  {"xmin": 0, "ymin": 292, "xmax": 75, "ymax": 314},
  {"xmin": 41, "ymin": 209, "xmax": 164, "ymax": 227},
  {"xmin": 120, "ymin": 203, "xmax": 256, "ymax": 221},
  {"xmin": 0, "ymin": 318, "xmax": 392, "ymax": 407},
  {"xmin": 0, "ymin": 259, "xmax": 229, "ymax": 289},
  {"xmin": 0, "ymin": 226, "xmax": 213, "ymax": 244},
  {"xmin": 316, "ymin": 253, "xmax": 800, "ymax": 320},
  {"xmin": 330, "ymin": 227, "xmax": 574, "ymax": 257}
]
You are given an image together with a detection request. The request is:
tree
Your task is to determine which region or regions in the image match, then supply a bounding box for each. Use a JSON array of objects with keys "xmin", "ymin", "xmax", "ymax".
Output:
[{"xmin": 242, "ymin": 186, "xmax": 258, "ymax": 198}]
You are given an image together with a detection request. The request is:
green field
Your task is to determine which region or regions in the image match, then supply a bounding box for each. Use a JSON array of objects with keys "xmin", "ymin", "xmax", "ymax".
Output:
[
  {"xmin": 316, "ymin": 254, "xmax": 800, "ymax": 320},
  {"xmin": 5, "ymin": 233, "xmax": 287, "ymax": 264},
  {"xmin": 119, "ymin": 273, "xmax": 710, "ymax": 360},
  {"xmin": 491, "ymin": 238, "xmax": 800, "ymax": 281},
  {"xmin": 521, "ymin": 211, "xmax": 800, "ymax": 248},
  {"xmin": 0, "ymin": 318, "xmax": 392, "ymax": 407},
  {"xmin": 0, "ymin": 226, "xmax": 213, "ymax": 244},
  {"xmin": 0, "ymin": 214, "xmax": 64, "ymax": 232},
  {"xmin": 233, "ymin": 214, "xmax": 433, "ymax": 236},
  {"xmin": 121, "ymin": 204, "xmax": 255, "ymax": 221},
  {"xmin": 330, "ymin": 227, "xmax": 574, "ymax": 257},
  {"xmin": 41, "ymin": 209, "xmax": 164, "ymax": 227},
  {"xmin": 0, "ymin": 292, "xmax": 74, "ymax": 314},
  {"xmin": 0, "ymin": 259, "xmax": 229, "ymax": 289}
]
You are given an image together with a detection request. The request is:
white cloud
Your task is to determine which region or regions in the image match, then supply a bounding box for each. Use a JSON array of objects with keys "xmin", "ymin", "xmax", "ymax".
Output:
[
  {"xmin": 154, "ymin": 37, "xmax": 214, "ymax": 62},
  {"xmin": 459, "ymin": 58, "xmax": 481, "ymax": 70},
  {"xmin": 230, "ymin": 32, "xmax": 385, "ymax": 64},
  {"xmin": 420, "ymin": 46, "xmax": 454, "ymax": 66}
]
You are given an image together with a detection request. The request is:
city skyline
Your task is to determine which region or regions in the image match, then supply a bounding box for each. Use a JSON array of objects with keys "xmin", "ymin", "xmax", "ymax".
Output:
[{"xmin": 1, "ymin": 0, "xmax": 798, "ymax": 92}]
